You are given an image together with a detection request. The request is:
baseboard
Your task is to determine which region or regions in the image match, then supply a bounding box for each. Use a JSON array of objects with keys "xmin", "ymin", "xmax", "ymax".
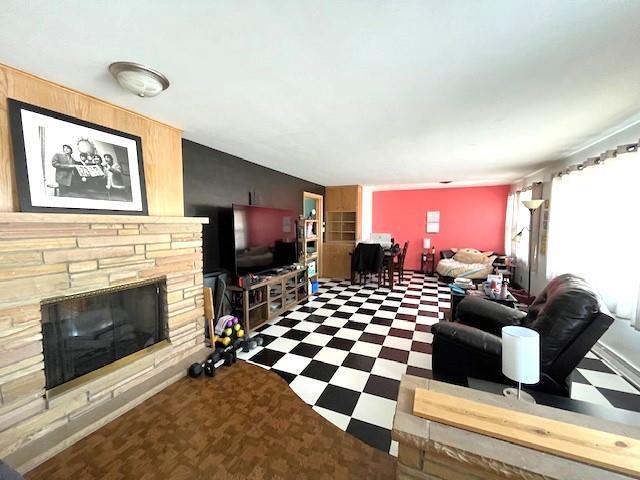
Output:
[
  {"xmin": 5, "ymin": 346, "xmax": 208, "ymax": 474},
  {"xmin": 592, "ymin": 341, "xmax": 640, "ymax": 390}
]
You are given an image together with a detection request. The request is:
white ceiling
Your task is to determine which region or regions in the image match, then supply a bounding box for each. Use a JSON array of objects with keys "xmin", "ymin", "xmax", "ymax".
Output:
[{"xmin": 2, "ymin": 1, "xmax": 640, "ymax": 187}]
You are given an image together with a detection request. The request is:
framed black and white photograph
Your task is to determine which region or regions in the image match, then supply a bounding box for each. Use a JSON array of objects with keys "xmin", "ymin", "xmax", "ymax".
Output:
[{"xmin": 8, "ymin": 99, "xmax": 147, "ymax": 215}]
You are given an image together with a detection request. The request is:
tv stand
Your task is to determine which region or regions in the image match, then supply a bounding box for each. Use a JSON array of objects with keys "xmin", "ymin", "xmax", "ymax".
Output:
[{"xmin": 228, "ymin": 267, "xmax": 308, "ymax": 332}]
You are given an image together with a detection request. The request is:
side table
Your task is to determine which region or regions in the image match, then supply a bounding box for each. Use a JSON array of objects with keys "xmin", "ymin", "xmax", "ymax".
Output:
[{"xmin": 421, "ymin": 251, "xmax": 435, "ymax": 275}]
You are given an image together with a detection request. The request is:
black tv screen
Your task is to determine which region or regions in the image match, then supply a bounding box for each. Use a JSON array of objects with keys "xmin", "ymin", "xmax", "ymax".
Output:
[{"xmin": 232, "ymin": 204, "xmax": 298, "ymax": 275}]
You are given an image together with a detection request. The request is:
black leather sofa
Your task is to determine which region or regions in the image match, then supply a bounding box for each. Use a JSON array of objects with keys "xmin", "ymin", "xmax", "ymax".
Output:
[{"xmin": 431, "ymin": 274, "xmax": 614, "ymax": 397}]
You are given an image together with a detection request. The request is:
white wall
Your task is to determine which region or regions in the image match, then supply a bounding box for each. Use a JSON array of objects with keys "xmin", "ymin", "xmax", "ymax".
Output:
[
  {"xmin": 512, "ymin": 121, "xmax": 640, "ymax": 295},
  {"xmin": 361, "ymin": 185, "xmax": 373, "ymax": 241}
]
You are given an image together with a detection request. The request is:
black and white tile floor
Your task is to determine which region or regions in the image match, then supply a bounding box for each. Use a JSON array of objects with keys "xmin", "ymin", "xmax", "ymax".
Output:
[{"xmin": 236, "ymin": 271, "xmax": 640, "ymax": 455}]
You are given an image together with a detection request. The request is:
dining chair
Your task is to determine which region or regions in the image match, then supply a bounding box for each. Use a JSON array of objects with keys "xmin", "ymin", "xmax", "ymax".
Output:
[
  {"xmin": 396, "ymin": 241, "xmax": 409, "ymax": 283},
  {"xmin": 351, "ymin": 243, "xmax": 385, "ymax": 286}
]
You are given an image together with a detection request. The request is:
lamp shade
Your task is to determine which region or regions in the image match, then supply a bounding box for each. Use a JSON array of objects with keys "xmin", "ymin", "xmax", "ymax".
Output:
[
  {"xmin": 521, "ymin": 199, "xmax": 544, "ymax": 211},
  {"xmin": 423, "ymin": 238, "xmax": 431, "ymax": 250},
  {"xmin": 501, "ymin": 326, "xmax": 540, "ymax": 384}
]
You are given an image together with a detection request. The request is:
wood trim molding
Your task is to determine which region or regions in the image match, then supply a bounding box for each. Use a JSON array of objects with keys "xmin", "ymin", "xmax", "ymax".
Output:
[
  {"xmin": 0, "ymin": 212, "xmax": 208, "ymax": 224},
  {"xmin": 0, "ymin": 64, "xmax": 184, "ymax": 216}
]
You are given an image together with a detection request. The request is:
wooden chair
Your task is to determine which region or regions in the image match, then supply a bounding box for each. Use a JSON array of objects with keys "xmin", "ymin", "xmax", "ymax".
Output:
[{"xmin": 396, "ymin": 241, "xmax": 409, "ymax": 283}]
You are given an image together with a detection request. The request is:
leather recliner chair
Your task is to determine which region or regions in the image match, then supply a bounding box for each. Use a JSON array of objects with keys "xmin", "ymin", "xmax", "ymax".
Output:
[{"xmin": 431, "ymin": 274, "xmax": 614, "ymax": 397}]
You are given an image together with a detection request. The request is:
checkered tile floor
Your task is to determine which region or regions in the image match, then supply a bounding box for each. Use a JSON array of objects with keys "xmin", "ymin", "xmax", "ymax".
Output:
[{"xmin": 236, "ymin": 271, "xmax": 640, "ymax": 455}]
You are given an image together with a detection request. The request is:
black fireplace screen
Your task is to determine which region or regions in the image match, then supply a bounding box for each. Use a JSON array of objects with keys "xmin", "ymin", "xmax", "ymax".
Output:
[{"xmin": 42, "ymin": 279, "xmax": 167, "ymax": 390}]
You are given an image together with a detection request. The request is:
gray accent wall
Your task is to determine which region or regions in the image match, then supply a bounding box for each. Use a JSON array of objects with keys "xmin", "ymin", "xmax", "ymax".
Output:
[{"xmin": 182, "ymin": 139, "xmax": 325, "ymax": 273}]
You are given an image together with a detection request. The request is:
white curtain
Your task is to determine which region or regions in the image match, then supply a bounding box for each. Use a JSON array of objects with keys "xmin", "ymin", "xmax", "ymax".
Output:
[
  {"xmin": 514, "ymin": 189, "xmax": 532, "ymax": 272},
  {"xmin": 547, "ymin": 150, "xmax": 640, "ymax": 327},
  {"xmin": 505, "ymin": 192, "xmax": 515, "ymax": 256}
]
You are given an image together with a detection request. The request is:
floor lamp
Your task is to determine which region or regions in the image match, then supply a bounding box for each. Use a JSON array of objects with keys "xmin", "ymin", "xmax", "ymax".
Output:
[{"xmin": 521, "ymin": 199, "xmax": 544, "ymax": 294}]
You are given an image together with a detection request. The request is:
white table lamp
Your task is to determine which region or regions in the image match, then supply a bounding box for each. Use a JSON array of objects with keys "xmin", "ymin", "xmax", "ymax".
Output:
[
  {"xmin": 502, "ymin": 326, "xmax": 540, "ymax": 403},
  {"xmin": 423, "ymin": 238, "xmax": 431, "ymax": 250}
]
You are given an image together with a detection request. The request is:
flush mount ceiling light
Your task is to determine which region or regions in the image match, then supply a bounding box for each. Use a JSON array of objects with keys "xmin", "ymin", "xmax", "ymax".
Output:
[{"xmin": 108, "ymin": 62, "xmax": 169, "ymax": 98}]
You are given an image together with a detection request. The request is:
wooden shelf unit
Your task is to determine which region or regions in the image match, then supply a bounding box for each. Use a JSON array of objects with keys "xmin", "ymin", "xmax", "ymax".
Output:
[
  {"xmin": 323, "ymin": 185, "xmax": 362, "ymax": 278},
  {"xmin": 326, "ymin": 211, "xmax": 358, "ymax": 242},
  {"xmin": 302, "ymin": 192, "xmax": 323, "ymax": 280},
  {"xmin": 228, "ymin": 268, "xmax": 309, "ymax": 332}
]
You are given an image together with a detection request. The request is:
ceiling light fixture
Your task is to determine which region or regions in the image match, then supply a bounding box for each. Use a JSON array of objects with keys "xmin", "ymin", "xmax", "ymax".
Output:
[{"xmin": 108, "ymin": 62, "xmax": 170, "ymax": 98}]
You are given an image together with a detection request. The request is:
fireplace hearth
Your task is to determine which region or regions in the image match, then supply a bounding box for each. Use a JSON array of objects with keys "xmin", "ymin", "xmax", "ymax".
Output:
[{"xmin": 41, "ymin": 278, "xmax": 168, "ymax": 390}]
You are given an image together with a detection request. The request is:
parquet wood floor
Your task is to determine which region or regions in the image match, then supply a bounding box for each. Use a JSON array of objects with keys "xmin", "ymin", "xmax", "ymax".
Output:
[{"xmin": 26, "ymin": 361, "xmax": 396, "ymax": 480}]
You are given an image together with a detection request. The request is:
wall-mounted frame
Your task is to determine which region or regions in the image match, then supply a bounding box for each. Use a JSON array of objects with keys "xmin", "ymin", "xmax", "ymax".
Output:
[
  {"xmin": 8, "ymin": 99, "xmax": 148, "ymax": 215},
  {"xmin": 426, "ymin": 210, "xmax": 440, "ymax": 233}
]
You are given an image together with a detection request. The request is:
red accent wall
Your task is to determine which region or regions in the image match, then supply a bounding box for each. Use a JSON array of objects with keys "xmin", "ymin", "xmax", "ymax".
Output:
[{"xmin": 372, "ymin": 185, "xmax": 510, "ymax": 270}]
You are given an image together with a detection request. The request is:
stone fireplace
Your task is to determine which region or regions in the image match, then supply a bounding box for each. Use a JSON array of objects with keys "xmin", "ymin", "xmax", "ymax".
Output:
[{"xmin": 0, "ymin": 213, "xmax": 208, "ymax": 468}]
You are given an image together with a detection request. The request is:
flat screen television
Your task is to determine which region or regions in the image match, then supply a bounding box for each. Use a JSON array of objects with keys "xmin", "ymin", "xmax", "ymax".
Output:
[{"xmin": 232, "ymin": 204, "xmax": 298, "ymax": 275}]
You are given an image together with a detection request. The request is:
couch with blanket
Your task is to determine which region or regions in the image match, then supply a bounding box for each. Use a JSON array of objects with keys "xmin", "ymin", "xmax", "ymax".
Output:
[{"xmin": 436, "ymin": 248, "xmax": 499, "ymax": 281}]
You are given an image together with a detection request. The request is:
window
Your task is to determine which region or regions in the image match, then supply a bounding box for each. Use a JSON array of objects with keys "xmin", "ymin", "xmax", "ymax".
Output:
[
  {"xmin": 514, "ymin": 190, "xmax": 532, "ymax": 271},
  {"xmin": 547, "ymin": 150, "xmax": 640, "ymax": 326},
  {"xmin": 505, "ymin": 189, "xmax": 532, "ymax": 272}
]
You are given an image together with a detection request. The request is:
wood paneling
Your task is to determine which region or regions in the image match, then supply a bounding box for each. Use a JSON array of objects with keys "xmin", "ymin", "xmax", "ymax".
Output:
[
  {"xmin": 413, "ymin": 388, "xmax": 640, "ymax": 478},
  {"xmin": 0, "ymin": 212, "xmax": 206, "ymax": 224},
  {"xmin": 0, "ymin": 64, "xmax": 184, "ymax": 216},
  {"xmin": 323, "ymin": 185, "xmax": 362, "ymax": 278},
  {"xmin": 325, "ymin": 185, "xmax": 361, "ymax": 212},
  {"xmin": 323, "ymin": 243, "xmax": 353, "ymax": 278}
]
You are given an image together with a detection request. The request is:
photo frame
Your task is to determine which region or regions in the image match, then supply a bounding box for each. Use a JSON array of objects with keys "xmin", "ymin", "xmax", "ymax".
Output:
[
  {"xmin": 426, "ymin": 210, "xmax": 440, "ymax": 233},
  {"xmin": 8, "ymin": 99, "xmax": 148, "ymax": 215}
]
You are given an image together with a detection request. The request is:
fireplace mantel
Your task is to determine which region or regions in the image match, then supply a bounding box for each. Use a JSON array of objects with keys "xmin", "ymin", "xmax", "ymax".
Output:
[{"xmin": 0, "ymin": 212, "xmax": 208, "ymax": 224}]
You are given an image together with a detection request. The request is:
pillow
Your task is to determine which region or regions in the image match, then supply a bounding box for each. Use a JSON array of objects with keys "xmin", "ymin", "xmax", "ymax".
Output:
[{"xmin": 453, "ymin": 250, "xmax": 488, "ymax": 264}]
